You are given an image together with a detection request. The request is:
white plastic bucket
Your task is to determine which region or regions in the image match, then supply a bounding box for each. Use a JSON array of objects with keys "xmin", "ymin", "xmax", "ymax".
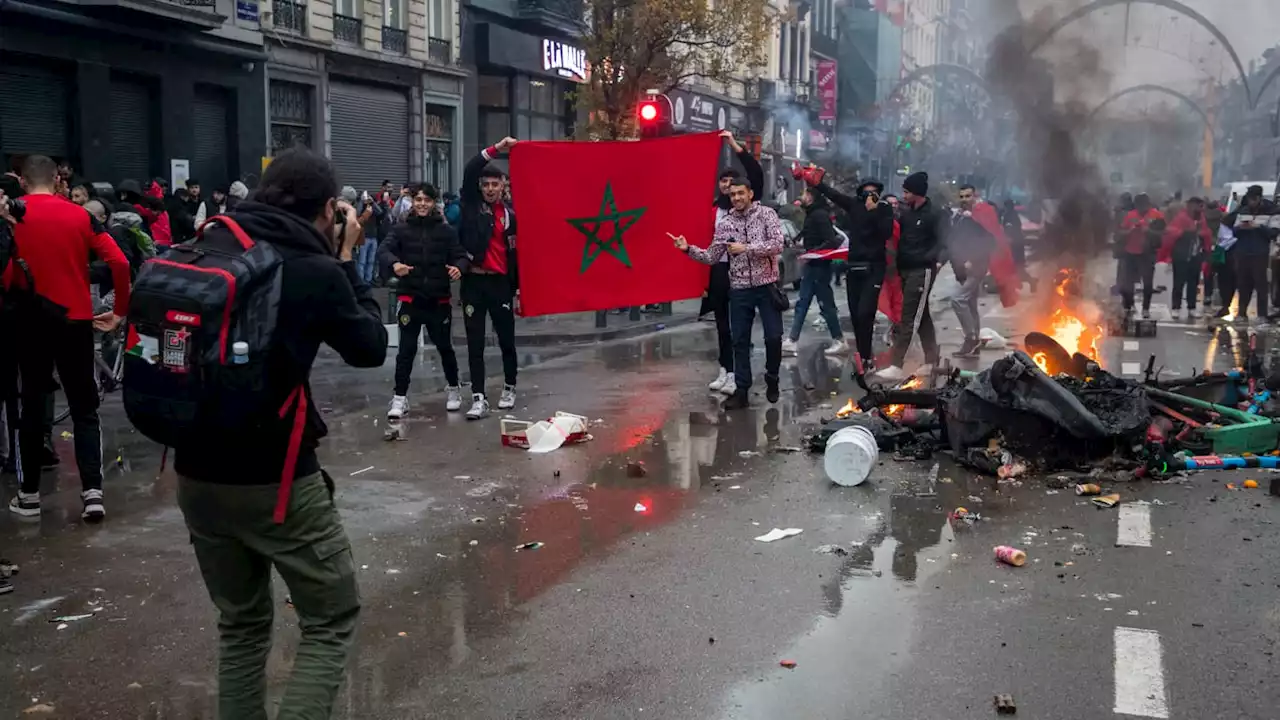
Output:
[{"xmin": 824, "ymin": 426, "xmax": 878, "ymax": 486}]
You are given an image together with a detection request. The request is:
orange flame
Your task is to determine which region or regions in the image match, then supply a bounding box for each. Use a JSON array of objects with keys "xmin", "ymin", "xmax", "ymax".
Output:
[
  {"xmin": 836, "ymin": 398, "xmax": 859, "ymax": 419},
  {"xmin": 1033, "ymin": 352, "xmax": 1049, "ymax": 373}
]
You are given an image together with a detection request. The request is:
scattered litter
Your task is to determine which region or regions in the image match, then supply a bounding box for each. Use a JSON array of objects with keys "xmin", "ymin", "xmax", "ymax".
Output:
[
  {"xmin": 1127, "ymin": 610, "xmax": 1140, "ymax": 616},
  {"xmin": 950, "ymin": 507, "xmax": 983, "ymax": 525},
  {"xmin": 738, "ymin": 450, "xmax": 761, "ymax": 458},
  {"xmin": 998, "ymin": 460, "xmax": 1028, "ymax": 480},
  {"xmin": 994, "ymin": 546, "xmax": 1027, "ymax": 567},
  {"xmin": 22, "ymin": 704, "xmax": 55, "ymax": 715},
  {"xmin": 979, "ymin": 328, "xmax": 1009, "ymax": 350},
  {"xmin": 127, "ymin": 683, "xmax": 142, "ymax": 690},
  {"xmin": 824, "ymin": 426, "xmax": 878, "ymax": 487},
  {"xmin": 626, "ymin": 461, "xmax": 647, "ymax": 478},
  {"xmin": 1226, "ymin": 482, "xmax": 1237, "ymax": 490},
  {"xmin": 728, "ymin": 485, "xmax": 742, "ymax": 490},
  {"xmin": 1244, "ymin": 479, "xmax": 1259, "ymax": 489},
  {"xmin": 470, "ymin": 517, "xmax": 485, "ymax": 524},
  {"xmin": 1075, "ymin": 483, "xmax": 1102, "ymax": 496},
  {"xmin": 1094, "ymin": 593, "xmax": 1123, "ymax": 601},
  {"xmin": 1092, "ymin": 493, "xmax": 1121, "ymax": 508},
  {"xmin": 633, "ymin": 502, "xmax": 648, "ymax": 513},
  {"xmin": 55, "ymin": 623, "xmax": 68, "ymax": 630},
  {"xmin": 50, "ymin": 613, "xmax": 95, "ymax": 623},
  {"xmin": 780, "ymin": 659, "xmax": 798, "ymax": 669},
  {"xmin": 515, "ymin": 542, "xmax": 544, "ymax": 551},
  {"xmin": 813, "ymin": 544, "xmax": 848, "ymax": 556},
  {"xmin": 501, "ymin": 412, "xmax": 592, "ymax": 452},
  {"xmin": 385, "ymin": 569, "xmax": 402, "ymax": 575},
  {"xmin": 993, "ymin": 693, "xmax": 1017, "ymax": 715},
  {"xmin": 349, "ymin": 466, "xmax": 375, "ymax": 477},
  {"xmin": 772, "ymin": 446, "xmax": 804, "ymax": 454},
  {"xmin": 398, "ymin": 631, "xmax": 408, "ymax": 637},
  {"xmin": 383, "ymin": 424, "xmax": 405, "ymax": 441},
  {"xmin": 754, "ymin": 528, "xmax": 804, "ymax": 543},
  {"xmin": 469, "ymin": 540, "xmax": 479, "ymax": 546},
  {"xmin": 454, "ymin": 475, "xmax": 472, "ymax": 481},
  {"xmin": 1071, "ymin": 543, "xmax": 1090, "ymax": 556}
]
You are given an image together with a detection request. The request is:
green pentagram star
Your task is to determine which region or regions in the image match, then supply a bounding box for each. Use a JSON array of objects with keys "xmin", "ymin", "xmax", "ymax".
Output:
[{"xmin": 566, "ymin": 182, "xmax": 647, "ymax": 273}]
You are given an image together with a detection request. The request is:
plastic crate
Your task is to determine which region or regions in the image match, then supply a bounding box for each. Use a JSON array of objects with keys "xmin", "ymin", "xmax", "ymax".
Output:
[{"xmin": 1147, "ymin": 388, "xmax": 1280, "ymax": 455}]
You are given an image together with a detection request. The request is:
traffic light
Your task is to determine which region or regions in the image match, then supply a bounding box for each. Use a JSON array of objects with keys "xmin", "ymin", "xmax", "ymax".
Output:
[{"xmin": 637, "ymin": 90, "xmax": 674, "ymax": 139}]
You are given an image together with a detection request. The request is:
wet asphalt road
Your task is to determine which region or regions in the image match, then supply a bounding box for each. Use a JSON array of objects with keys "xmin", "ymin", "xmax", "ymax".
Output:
[{"xmin": 3, "ymin": 261, "xmax": 1280, "ymax": 720}]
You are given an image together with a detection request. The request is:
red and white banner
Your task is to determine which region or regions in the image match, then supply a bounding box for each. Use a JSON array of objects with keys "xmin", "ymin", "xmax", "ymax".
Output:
[{"xmin": 816, "ymin": 59, "xmax": 838, "ymax": 121}]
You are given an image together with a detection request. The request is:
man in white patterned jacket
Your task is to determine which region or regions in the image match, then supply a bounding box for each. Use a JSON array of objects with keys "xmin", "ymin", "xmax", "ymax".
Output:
[{"xmin": 673, "ymin": 176, "xmax": 785, "ymax": 410}]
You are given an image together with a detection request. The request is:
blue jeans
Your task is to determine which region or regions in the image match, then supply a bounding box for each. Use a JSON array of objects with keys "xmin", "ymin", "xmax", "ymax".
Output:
[
  {"xmin": 729, "ymin": 285, "xmax": 783, "ymax": 391},
  {"xmin": 789, "ymin": 261, "xmax": 843, "ymax": 342},
  {"xmin": 357, "ymin": 238, "xmax": 379, "ymax": 283}
]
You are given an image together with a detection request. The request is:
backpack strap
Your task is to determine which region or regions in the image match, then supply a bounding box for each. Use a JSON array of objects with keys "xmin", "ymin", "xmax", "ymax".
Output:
[
  {"xmin": 200, "ymin": 215, "xmax": 255, "ymax": 251},
  {"xmin": 273, "ymin": 384, "xmax": 309, "ymax": 524}
]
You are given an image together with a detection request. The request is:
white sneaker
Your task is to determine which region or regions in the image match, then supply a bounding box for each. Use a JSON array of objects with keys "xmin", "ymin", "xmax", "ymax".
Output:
[
  {"xmin": 445, "ymin": 386, "xmax": 463, "ymax": 412},
  {"xmin": 498, "ymin": 384, "xmax": 517, "ymax": 410},
  {"xmin": 8, "ymin": 492, "xmax": 40, "ymax": 517},
  {"xmin": 81, "ymin": 489, "xmax": 105, "ymax": 522},
  {"xmin": 823, "ymin": 340, "xmax": 847, "ymax": 356},
  {"xmin": 1186, "ymin": 308, "xmax": 1199, "ymax": 320},
  {"xmin": 915, "ymin": 364, "xmax": 935, "ymax": 379},
  {"xmin": 709, "ymin": 368, "xmax": 729, "ymax": 392},
  {"xmin": 465, "ymin": 394, "xmax": 490, "ymax": 420},
  {"xmin": 781, "ymin": 338, "xmax": 799, "ymax": 356},
  {"xmin": 719, "ymin": 372, "xmax": 737, "ymax": 396},
  {"xmin": 871, "ymin": 365, "xmax": 907, "ymax": 383},
  {"xmin": 388, "ymin": 395, "xmax": 408, "ymax": 420}
]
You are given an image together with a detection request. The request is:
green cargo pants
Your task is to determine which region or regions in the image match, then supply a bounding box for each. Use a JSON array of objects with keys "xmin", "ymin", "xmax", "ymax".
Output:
[{"xmin": 178, "ymin": 472, "xmax": 360, "ymax": 720}]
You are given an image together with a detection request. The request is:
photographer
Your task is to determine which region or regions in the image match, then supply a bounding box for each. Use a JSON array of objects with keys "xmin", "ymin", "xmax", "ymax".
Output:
[
  {"xmin": 2, "ymin": 155, "xmax": 131, "ymax": 521},
  {"xmin": 169, "ymin": 149, "xmax": 387, "ymax": 718}
]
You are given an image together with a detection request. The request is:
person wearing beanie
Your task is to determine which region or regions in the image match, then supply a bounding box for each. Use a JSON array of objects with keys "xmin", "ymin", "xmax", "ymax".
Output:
[
  {"xmin": 380, "ymin": 183, "xmax": 468, "ymax": 418},
  {"xmin": 874, "ymin": 171, "xmax": 944, "ymax": 382}
]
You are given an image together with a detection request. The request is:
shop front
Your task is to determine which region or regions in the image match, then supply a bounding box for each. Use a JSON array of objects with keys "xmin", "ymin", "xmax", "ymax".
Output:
[{"xmin": 466, "ymin": 23, "xmax": 586, "ymax": 154}]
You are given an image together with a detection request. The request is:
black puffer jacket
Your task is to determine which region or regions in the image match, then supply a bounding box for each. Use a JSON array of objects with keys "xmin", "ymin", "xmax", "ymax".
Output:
[
  {"xmin": 379, "ymin": 212, "xmax": 469, "ymax": 302},
  {"xmin": 812, "ymin": 183, "xmax": 893, "ymax": 264},
  {"xmin": 897, "ymin": 197, "xmax": 948, "ymax": 269},
  {"xmin": 799, "ymin": 193, "xmax": 840, "ymax": 253}
]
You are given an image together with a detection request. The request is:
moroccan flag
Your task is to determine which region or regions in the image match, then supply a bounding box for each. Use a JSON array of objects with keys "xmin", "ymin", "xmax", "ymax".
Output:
[{"xmin": 509, "ymin": 133, "xmax": 721, "ymax": 316}]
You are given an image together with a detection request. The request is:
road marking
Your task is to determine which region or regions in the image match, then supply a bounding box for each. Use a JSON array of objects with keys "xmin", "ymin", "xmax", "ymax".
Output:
[
  {"xmin": 1123, "ymin": 340, "xmax": 1140, "ymax": 351},
  {"xmin": 1114, "ymin": 627, "xmax": 1169, "ymax": 718},
  {"xmin": 1121, "ymin": 362, "xmax": 1142, "ymax": 376},
  {"xmin": 1117, "ymin": 502, "xmax": 1152, "ymax": 547}
]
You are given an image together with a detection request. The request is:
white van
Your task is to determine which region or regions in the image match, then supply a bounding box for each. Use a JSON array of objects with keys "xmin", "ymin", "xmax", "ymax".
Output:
[{"xmin": 1221, "ymin": 181, "xmax": 1277, "ymax": 212}]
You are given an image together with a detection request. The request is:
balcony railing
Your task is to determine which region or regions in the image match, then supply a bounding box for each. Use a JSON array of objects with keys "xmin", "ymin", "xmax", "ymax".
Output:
[
  {"xmin": 382, "ymin": 26, "xmax": 407, "ymax": 54},
  {"xmin": 428, "ymin": 36, "xmax": 452, "ymax": 65},
  {"xmin": 334, "ymin": 13, "xmax": 362, "ymax": 44},
  {"xmin": 273, "ymin": 0, "xmax": 307, "ymax": 33}
]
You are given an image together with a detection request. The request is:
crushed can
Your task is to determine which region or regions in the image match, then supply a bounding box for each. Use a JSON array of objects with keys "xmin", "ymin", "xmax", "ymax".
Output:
[
  {"xmin": 949, "ymin": 507, "xmax": 983, "ymax": 525},
  {"xmin": 1075, "ymin": 483, "xmax": 1102, "ymax": 496},
  {"xmin": 993, "ymin": 545, "xmax": 1027, "ymax": 567}
]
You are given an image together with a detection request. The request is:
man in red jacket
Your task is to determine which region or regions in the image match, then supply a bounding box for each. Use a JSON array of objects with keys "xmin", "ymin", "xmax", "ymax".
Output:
[
  {"xmin": 1118, "ymin": 193, "xmax": 1165, "ymax": 319},
  {"xmin": 1160, "ymin": 196, "xmax": 1212, "ymax": 320},
  {"xmin": 2, "ymin": 155, "xmax": 131, "ymax": 521}
]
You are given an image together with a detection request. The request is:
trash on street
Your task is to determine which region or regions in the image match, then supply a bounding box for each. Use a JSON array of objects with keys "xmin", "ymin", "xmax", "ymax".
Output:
[
  {"xmin": 994, "ymin": 546, "xmax": 1027, "ymax": 567},
  {"xmin": 501, "ymin": 412, "xmax": 592, "ymax": 452},
  {"xmin": 1092, "ymin": 493, "xmax": 1121, "ymax": 508},
  {"xmin": 754, "ymin": 528, "xmax": 803, "ymax": 543}
]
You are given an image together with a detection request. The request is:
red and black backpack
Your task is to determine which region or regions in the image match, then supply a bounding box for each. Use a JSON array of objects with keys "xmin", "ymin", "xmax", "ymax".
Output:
[{"xmin": 123, "ymin": 215, "xmax": 307, "ymax": 522}]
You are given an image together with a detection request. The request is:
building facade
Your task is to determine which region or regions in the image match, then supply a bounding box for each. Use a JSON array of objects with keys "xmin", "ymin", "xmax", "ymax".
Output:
[
  {"xmin": 0, "ymin": 0, "xmax": 266, "ymax": 190},
  {"xmin": 262, "ymin": 0, "xmax": 468, "ymax": 193},
  {"xmin": 460, "ymin": 0, "xmax": 585, "ymax": 162}
]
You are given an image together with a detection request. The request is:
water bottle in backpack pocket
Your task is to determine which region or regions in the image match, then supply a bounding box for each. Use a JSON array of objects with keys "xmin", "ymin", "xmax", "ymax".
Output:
[{"xmin": 123, "ymin": 216, "xmax": 288, "ymax": 448}]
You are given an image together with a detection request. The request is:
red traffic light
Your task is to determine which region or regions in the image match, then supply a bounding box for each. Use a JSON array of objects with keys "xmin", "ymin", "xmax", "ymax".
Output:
[{"xmin": 638, "ymin": 102, "xmax": 659, "ymax": 122}]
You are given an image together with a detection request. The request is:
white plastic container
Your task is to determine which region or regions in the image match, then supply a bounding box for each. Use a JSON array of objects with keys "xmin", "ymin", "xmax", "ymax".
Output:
[
  {"xmin": 823, "ymin": 426, "xmax": 878, "ymax": 486},
  {"xmin": 524, "ymin": 413, "xmax": 588, "ymax": 454}
]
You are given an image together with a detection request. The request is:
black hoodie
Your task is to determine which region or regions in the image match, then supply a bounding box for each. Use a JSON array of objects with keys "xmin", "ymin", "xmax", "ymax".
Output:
[
  {"xmin": 172, "ymin": 201, "xmax": 389, "ymax": 485},
  {"xmin": 813, "ymin": 182, "xmax": 894, "ymax": 264},
  {"xmin": 798, "ymin": 193, "xmax": 840, "ymax": 253},
  {"xmin": 379, "ymin": 211, "xmax": 470, "ymax": 301}
]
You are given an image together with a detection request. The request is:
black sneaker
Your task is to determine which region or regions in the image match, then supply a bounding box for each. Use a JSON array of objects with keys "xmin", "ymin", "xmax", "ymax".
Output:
[
  {"xmin": 765, "ymin": 375, "xmax": 780, "ymax": 404},
  {"xmin": 951, "ymin": 338, "xmax": 979, "ymax": 358},
  {"xmin": 721, "ymin": 389, "xmax": 750, "ymax": 411},
  {"xmin": 0, "ymin": 577, "xmax": 12, "ymax": 595}
]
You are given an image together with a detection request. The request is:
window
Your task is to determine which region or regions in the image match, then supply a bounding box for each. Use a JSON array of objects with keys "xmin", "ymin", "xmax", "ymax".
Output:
[
  {"xmin": 479, "ymin": 111, "xmax": 509, "ymax": 148},
  {"xmin": 269, "ymin": 81, "xmax": 312, "ymax": 152},
  {"xmin": 530, "ymin": 116, "xmax": 555, "ymax": 140},
  {"xmin": 529, "ymin": 79, "xmax": 556, "ymax": 114},
  {"xmin": 477, "ymin": 75, "xmax": 509, "ymax": 107},
  {"xmin": 336, "ymin": 0, "xmax": 356, "ymax": 15},
  {"xmin": 385, "ymin": 0, "xmax": 406, "ymax": 29},
  {"xmin": 429, "ymin": 0, "xmax": 449, "ymax": 39},
  {"xmin": 424, "ymin": 104, "xmax": 452, "ymax": 190}
]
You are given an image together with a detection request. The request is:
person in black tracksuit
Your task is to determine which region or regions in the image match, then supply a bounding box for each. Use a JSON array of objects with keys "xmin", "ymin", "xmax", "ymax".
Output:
[
  {"xmin": 457, "ymin": 136, "xmax": 520, "ymax": 420},
  {"xmin": 810, "ymin": 177, "xmax": 895, "ymax": 370},
  {"xmin": 1224, "ymin": 186, "xmax": 1280, "ymax": 323},
  {"xmin": 875, "ymin": 171, "xmax": 946, "ymax": 381},
  {"xmin": 380, "ymin": 183, "xmax": 468, "ymax": 419},
  {"xmin": 706, "ymin": 132, "xmax": 764, "ymax": 397}
]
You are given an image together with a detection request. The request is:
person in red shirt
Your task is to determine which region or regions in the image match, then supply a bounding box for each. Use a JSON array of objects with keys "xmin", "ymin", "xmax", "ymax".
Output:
[
  {"xmin": 2, "ymin": 155, "xmax": 131, "ymax": 521},
  {"xmin": 1159, "ymin": 197, "xmax": 1213, "ymax": 320},
  {"xmin": 1118, "ymin": 193, "xmax": 1165, "ymax": 319},
  {"xmin": 457, "ymin": 136, "xmax": 520, "ymax": 420}
]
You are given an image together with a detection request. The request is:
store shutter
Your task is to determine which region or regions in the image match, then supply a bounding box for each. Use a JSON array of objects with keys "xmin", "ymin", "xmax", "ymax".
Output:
[
  {"xmin": 328, "ymin": 81, "xmax": 409, "ymax": 192},
  {"xmin": 0, "ymin": 65, "xmax": 70, "ymax": 159},
  {"xmin": 192, "ymin": 86, "xmax": 231, "ymax": 190},
  {"xmin": 109, "ymin": 78, "xmax": 154, "ymax": 184}
]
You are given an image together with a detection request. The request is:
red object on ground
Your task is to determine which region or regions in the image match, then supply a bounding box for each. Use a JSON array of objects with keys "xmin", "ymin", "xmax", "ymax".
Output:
[
  {"xmin": 780, "ymin": 660, "xmax": 798, "ymax": 668},
  {"xmin": 509, "ymin": 133, "xmax": 719, "ymax": 316}
]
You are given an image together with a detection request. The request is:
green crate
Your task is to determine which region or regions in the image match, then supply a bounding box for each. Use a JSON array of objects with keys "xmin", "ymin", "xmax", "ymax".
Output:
[{"xmin": 1146, "ymin": 388, "xmax": 1280, "ymax": 455}]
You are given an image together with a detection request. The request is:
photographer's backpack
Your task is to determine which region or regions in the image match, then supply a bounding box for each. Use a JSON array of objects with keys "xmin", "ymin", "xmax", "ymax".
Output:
[{"xmin": 123, "ymin": 215, "xmax": 308, "ymax": 521}]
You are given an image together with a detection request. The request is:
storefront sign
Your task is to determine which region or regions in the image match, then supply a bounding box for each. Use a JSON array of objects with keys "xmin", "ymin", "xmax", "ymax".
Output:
[
  {"xmin": 816, "ymin": 59, "xmax": 837, "ymax": 121},
  {"xmin": 542, "ymin": 39, "xmax": 588, "ymax": 83},
  {"xmin": 670, "ymin": 90, "xmax": 730, "ymax": 133},
  {"xmin": 809, "ymin": 130, "xmax": 828, "ymax": 152}
]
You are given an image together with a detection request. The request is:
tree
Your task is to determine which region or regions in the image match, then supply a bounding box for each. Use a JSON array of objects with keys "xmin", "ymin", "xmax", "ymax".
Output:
[{"xmin": 577, "ymin": 0, "xmax": 770, "ymax": 140}]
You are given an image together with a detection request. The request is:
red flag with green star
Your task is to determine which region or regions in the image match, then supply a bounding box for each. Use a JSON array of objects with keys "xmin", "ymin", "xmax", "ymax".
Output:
[{"xmin": 509, "ymin": 132, "xmax": 721, "ymax": 316}]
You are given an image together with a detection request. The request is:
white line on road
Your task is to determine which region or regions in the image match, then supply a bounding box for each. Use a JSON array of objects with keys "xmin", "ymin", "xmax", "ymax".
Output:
[
  {"xmin": 1117, "ymin": 502, "xmax": 1153, "ymax": 547},
  {"xmin": 1114, "ymin": 627, "xmax": 1169, "ymax": 718},
  {"xmin": 1121, "ymin": 362, "xmax": 1142, "ymax": 376},
  {"xmin": 1123, "ymin": 340, "xmax": 1140, "ymax": 351}
]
